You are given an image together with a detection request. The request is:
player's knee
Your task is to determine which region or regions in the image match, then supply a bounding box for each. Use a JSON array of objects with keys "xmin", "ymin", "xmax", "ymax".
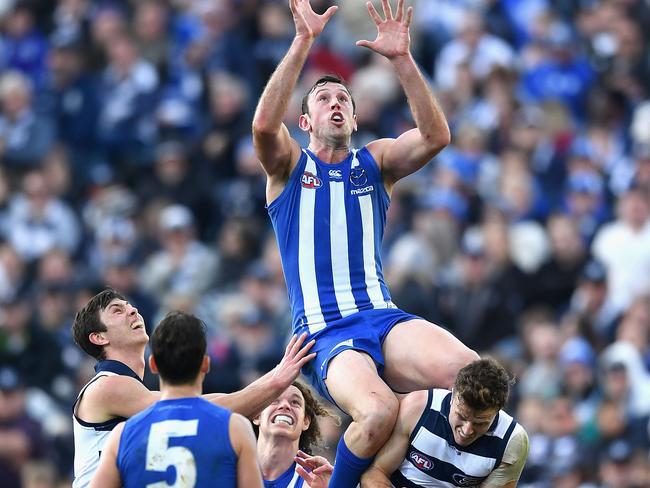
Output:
[{"xmin": 356, "ymin": 393, "xmax": 398, "ymax": 447}]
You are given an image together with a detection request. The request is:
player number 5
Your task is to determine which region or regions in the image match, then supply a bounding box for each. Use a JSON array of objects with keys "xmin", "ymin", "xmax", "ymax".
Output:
[{"xmin": 146, "ymin": 419, "xmax": 199, "ymax": 487}]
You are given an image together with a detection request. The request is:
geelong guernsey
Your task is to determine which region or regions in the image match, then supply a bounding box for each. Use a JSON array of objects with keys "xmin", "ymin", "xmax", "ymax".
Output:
[
  {"xmin": 72, "ymin": 360, "xmax": 143, "ymax": 488},
  {"xmin": 391, "ymin": 389, "xmax": 518, "ymax": 487},
  {"xmin": 268, "ymin": 147, "xmax": 392, "ymax": 334},
  {"xmin": 116, "ymin": 397, "xmax": 237, "ymax": 487}
]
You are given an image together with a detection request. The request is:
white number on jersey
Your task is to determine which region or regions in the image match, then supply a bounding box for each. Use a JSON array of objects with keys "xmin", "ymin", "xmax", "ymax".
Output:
[{"xmin": 145, "ymin": 419, "xmax": 199, "ymax": 487}]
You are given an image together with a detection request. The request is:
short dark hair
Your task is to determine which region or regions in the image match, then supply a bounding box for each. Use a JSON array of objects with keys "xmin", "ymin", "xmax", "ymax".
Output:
[
  {"xmin": 72, "ymin": 288, "xmax": 125, "ymax": 360},
  {"xmin": 454, "ymin": 358, "xmax": 513, "ymax": 412},
  {"xmin": 294, "ymin": 381, "xmax": 339, "ymax": 454},
  {"xmin": 150, "ymin": 312, "xmax": 207, "ymax": 385},
  {"xmin": 301, "ymin": 74, "xmax": 356, "ymax": 115}
]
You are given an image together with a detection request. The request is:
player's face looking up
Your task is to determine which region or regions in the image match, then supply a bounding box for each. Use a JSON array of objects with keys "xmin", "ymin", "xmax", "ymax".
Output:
[
  {"xmin": 97, "ymin": 299, "xmax": 148, "ymax": 347},
  {"xmin": 449, "ymin": 393, "xmax": 498, "ymax": 447},
  {"xmin": 257, "ymin": 385, "xmax": 311, "ymax": 441},
  {"xmin": 299, "ymin": 82, "xmax": 357, "ymax": 144}
]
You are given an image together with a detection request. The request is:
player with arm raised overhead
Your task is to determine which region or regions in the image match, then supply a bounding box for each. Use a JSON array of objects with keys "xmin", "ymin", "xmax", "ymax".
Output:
[
  {"xmin": 71, "ymin": 288, "xmax": 314, "ymax": 488},
  {"xmin": 252, "ymin": 1, "xmax": 478, "ymax": 486}
]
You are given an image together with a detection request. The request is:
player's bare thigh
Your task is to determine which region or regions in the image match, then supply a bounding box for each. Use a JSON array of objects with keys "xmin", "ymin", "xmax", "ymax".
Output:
[{"xmin": 382, "ymin": 318, "xmax": 479, "ymax": 393}]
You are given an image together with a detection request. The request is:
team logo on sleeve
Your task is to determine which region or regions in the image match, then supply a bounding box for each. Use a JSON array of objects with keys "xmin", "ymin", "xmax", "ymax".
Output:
[
  {"xmin": 301, "ymin": 172, "xmax": 322, "ymax": 189},
  {"xmin": 349, "ymin": 167, "xmax": 368, "ymax": 187}
]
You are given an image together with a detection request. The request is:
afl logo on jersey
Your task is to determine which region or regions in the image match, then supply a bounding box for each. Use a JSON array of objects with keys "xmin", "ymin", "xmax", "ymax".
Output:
[
  {"xmin": 409, "ymin": 451, "xmax": 433, "ymax": 471},
  {"xmin": 350, "ymin": 167, "xmax": 368, "ymax": 187},
  {"xmin": 301, "ymin": 172, "xmax": 322, "ymax": 189}
]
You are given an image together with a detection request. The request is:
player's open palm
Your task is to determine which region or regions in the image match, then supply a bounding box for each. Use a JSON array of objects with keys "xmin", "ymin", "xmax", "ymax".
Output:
[
  {"xmin": 290, "ymin": 0, "xmax": 338, "ymax": 40},
  {"xmin": 357, "ymin": 0, "xmax": 413, "ymax": 59},
  {"xmin": 270, "ymin": 332, "xmax": 316, "ymax": 388}
]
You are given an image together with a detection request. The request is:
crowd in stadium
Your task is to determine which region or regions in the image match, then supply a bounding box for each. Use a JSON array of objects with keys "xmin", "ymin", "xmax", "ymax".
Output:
[{"xmin": 0, "ymin": 0, "xmax": 649, "ymax": 486}]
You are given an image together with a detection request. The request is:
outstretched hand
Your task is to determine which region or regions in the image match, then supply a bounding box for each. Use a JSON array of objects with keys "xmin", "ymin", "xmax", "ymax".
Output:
[
  {"xmin": 290, "ymin": 0, "xmax": 338, "ymax": 40},
  {"xmin": 356, "ymin": 0, "xmax": 413, "ymax": 59},
  {"xmin": 270, "ymin": 332, "xmax": 316, "ymax": 389},
  {"xmin": 295, "ymin": 450, "xmax": 334, "ymax": 488}
]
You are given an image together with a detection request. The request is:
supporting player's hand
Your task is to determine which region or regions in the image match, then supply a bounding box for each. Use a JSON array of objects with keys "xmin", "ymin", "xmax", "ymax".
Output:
[
  {"xmin": 295, "ymin": 450, "xmax": 334, "ymax": 488},
  {"xmin": 290, "ymin": 0, "xmax": 338, "ymax": 40},
  {"xmin": 356, "ymin": 0, "xmax": 413, "ymax": 60},
  {"xmin": 270, "ymin": 332, "xmax": 316, "ymax": 389}
]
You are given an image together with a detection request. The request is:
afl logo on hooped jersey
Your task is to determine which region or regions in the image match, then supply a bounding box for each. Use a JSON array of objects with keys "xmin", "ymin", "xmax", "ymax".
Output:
[
  {"xmin": 301, "ymin": 171, "xmax": 322, "ymax": 189},
  {"xmin": 409, "ymin": 451, "xmax": 434, "ymax": 471}
]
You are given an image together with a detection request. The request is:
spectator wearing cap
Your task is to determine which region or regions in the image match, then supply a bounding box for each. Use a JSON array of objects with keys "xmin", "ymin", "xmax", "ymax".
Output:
[
  {"xmin": 563, "ymin": 170, "xmax": 609, "ymax": 245},
  {"xmin": 592, "ymin": 185, "xmax": 650, "ymax": 313},
  {"xmin": 139, "ymin": 203, "xmax": 218, "ymax": 303},
  {"xmin": 569, "ymin": 260, "xmax": 620, "ymax": 345},
  {"xmin": 435, "ymin": 228, "xmax": 519, "ymax": 352},
  {"xmin": 558, "ymin": 337, "xmax": 600, "ymax": 429},
  {"xmin": 597, "ymin": 438, "xmax": 637, "ymax": 488},
  {"xmin": 0, "ymin": 367, "xmax": 48, "ymax": 488}
]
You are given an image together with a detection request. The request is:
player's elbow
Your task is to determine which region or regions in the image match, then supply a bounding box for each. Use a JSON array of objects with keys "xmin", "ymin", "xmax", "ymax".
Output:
[
  {"xmin": 427, "ymin": 127, "xmax": 451, "ymax": 153},
  {"xmin": 252, "ymin": 115, "xmax": 277, "ymax": 137}
]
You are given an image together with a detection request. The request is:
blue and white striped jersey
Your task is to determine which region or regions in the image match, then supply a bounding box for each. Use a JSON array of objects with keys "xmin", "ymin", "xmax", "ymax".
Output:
[
  {"xmin": 264, "ymin": 462, "xmax": 303, "ymax": 488},
  {"xmin": 268, "ymin": 147, "xmax": 393, "ymax": 334},
  {"xmin": 391, "ymin": 389, "xmax": 518, "ymax": 487}
]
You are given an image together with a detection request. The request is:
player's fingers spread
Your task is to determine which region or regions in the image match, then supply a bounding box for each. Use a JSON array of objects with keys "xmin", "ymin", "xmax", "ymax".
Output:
[
  {"xmin": 298, "ymin": 352, "xmax": 317, "ymax": 367},
  {"xmin": 285, "ymin": 334, "xmax": 297, "ymax": 353},
  {"xmin": 405, "ymin": 6, "xmax": 413, "ymax": 27},
  {"xmin": 381, "ymin": 0, "xmax": 393, "ymax": 19},
  {"xmin": 396, "ymin": 0, "xmax": 404, "ymax": 21},
  {"xmin": 314, "ymin": 464, "xmax": 332, "ymax": 474},
  {"xmin": 366, "ymin": 2, "xmax": 382, "ymax": 24},
  {"xmin": 356, "ymin": 40, "xmax": 374, "ymax": 49},
  {"xmin": 323, "ymin": 5, "xmax": 338, "ymax": 20}
]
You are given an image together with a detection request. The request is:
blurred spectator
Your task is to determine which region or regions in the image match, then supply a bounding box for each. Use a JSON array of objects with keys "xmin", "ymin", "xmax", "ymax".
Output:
[
  {"xmin": 40, "ymin": 33, "xmax": 99, "ymax": 182},
  {"xmin": 569, "ymin": 260, "xmax": 620, "ymax": 346},
  {"xmin": 140, "ymin": 203, "xmax": 218, "ymax": 301},
  {"xmin": 3, "ymin": 3, "xmax": 48, "ymax": 87},
  {"xmin": 592, "ymin": 186, "xmax": 650, "ymax": 313},
  {"xmin": 0, "ymin": 70, "xmax": 55, "ymax": 171},
  {"xmin": 435, "ymin": 11, "xmax": 515, "ymax": 92},
  {"xmin": 96, "ymin": 33, "xmax": 159, "ymax": 169},
  {"xmin": 0, "ymin": 368, "xmax": 48, "ymax": 488},
  {"xmin": 7, "ymin": 170, "xmax": 80, "ymax": 262},
  {"xmin": 524, "ymin": 214, "xmax": 586, "ymax": 311}
]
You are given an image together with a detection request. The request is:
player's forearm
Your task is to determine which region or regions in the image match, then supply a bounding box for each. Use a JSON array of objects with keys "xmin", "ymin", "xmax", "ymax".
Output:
[
  {"xmin": 205, "ymin": 371, "xmax": 283, "ymax": 418},
  {"xmin": 391, "ymin": 54, "xmax": 450, "ymax": 149},
  {"xmin": 360, "ymin": 467, "xmax": 393, "ymax": 488},
  {"xmin": 253, "ymin": 36, "xmax": 314, "ymax": 134}
]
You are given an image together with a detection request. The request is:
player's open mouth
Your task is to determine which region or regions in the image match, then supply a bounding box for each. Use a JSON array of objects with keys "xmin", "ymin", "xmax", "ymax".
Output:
[
  {"xmin": 131, "ymin": 322, "xmax": 144, "ymax": 330},
  {"xmin": 272, "ymin": 414, "xmax": 294, "ymax": 426},
  {"xmin": 331, "ymin": 112, "xmax": 344, "ymax": 123}
]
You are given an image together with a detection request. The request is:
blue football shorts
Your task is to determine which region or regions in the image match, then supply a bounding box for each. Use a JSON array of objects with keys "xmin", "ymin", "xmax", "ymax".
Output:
[{"xmin": 296, "ymin": 306, "xmax": 419, "ymax": 409}]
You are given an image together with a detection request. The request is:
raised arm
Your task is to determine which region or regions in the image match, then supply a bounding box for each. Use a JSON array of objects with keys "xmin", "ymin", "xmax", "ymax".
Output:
[
  {"xmin": 252, "ymin": 0, "xmax": 337, "ymax": 183},
  {"xmin": 203, "ymin": 333, "xmax": 316, "ymax": 418},
  {"xmin": 360, "ymin": 390, "xmax": 427, "ymax": 487},
  {"xmin": 360, "ymin": 0, "xmax": 450, "ymax": 186}
]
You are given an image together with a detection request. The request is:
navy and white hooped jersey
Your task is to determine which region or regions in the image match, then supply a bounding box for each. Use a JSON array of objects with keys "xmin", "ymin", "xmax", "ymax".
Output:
[
  {"xmin": 117, "ymin": 397, "xmax": 237, "ymax": 488},
  {"xmin": 391, "ymin": 389, "xmax": 518, "ymax": 488},
  {"xmin": 264, "ymin": 462, "xmax": 303, "ymax": 488},
  {"xmin": 268, "ymin": 147, "xmax": 393, "ymax": 334},
  {"xmin": 72, "ymin": 360, "xmax": 143, "ymax": 488}
]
